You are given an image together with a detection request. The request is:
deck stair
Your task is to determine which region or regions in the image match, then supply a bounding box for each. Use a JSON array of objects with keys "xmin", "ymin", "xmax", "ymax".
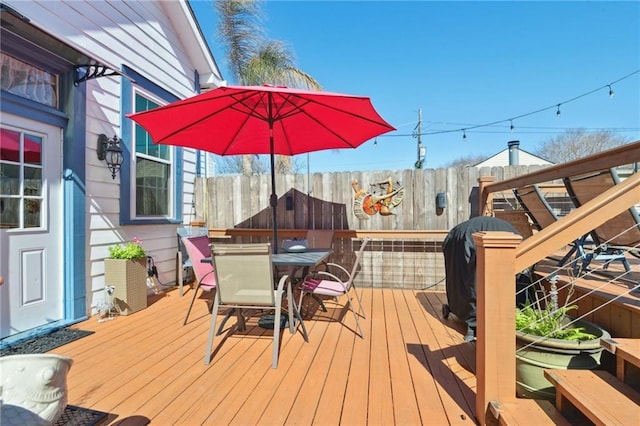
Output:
[
  {"xmin": 541, "ymin": 337, "xmax": 640, "ymax": 426},
  {"xmin": 489, "ymin": 399, "xmax": 571, "ymax": 425},
  {"xmin": 491, "ymin": 337, "xmax": 640, "ymax": 425}
]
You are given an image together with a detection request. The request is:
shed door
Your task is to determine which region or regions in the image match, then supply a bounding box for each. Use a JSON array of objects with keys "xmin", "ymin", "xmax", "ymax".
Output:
[{"xmin": 0, "ymin": 114, "xmax": 63, "ymax": 338}]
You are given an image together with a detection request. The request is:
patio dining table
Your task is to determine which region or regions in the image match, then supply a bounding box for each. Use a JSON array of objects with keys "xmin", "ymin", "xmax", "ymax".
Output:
[{"xmin": 202, "ymin": 249, "xmax": 332, "ymax": 340}]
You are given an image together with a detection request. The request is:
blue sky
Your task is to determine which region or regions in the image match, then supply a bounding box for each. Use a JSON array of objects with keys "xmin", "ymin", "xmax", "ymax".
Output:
[{"xmin": 190, "ymin": 1, "xmax": 640, "ymax": 173}]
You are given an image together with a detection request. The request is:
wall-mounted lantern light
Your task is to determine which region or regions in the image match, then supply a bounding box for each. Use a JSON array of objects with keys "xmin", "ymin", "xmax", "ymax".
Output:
[
  {"xmin": 97, "ymin": 134, "xmax": 124, "ymax": 179},
  {"xmin": 436, "ymin": 192, "xmax": 447, "ymax": 210}
]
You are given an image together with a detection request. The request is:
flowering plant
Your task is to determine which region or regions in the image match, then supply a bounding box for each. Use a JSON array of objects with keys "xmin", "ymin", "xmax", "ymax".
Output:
[{"xmin": 108, "ymin": 237, "xmax": 146, "ymax": 259}]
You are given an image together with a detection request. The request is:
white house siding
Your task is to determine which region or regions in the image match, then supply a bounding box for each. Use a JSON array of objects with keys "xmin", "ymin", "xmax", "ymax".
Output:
[
  {"xmin": 10, "ymin": 1, "xmax": 223, "ymax": 312},
  {"xmin": 476, "ymin": 149, "xmax": 553, "ymax": 167}
]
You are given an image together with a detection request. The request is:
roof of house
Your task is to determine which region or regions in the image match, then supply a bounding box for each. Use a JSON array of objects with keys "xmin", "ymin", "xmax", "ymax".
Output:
[{"xmin": 474, "ymin": 143, "xmax": 554, "ymax": 167}]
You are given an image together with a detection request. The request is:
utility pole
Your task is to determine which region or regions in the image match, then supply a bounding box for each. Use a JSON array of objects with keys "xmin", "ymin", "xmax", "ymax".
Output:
[{"xmin": 414, "ymin": 109, "xmax": 426, "ymax": 169}]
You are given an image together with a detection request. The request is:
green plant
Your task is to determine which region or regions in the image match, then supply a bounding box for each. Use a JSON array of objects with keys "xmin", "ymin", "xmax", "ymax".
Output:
[
  {"xmin": 516, "ymin": 302, "xmax": 596, "ymax": 341},
  {"xmin": 108, "ymin": 237, "xmax": 146, "ymax": 259}
]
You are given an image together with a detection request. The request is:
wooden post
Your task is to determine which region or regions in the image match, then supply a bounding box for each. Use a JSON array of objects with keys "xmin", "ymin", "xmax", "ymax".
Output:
[
  {"xmin": 473, "ymin": 231, "xmax": 521, "ymax": 425},
  {"xmin": 478, "ymin": 176, "xmax": 495, "ymax": 217}
]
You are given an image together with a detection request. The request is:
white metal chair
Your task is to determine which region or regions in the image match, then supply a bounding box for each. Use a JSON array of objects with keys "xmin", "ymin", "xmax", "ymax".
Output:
[{"xmin": 299, "ymin": 237, "xmax": 370, "ymax": 338}]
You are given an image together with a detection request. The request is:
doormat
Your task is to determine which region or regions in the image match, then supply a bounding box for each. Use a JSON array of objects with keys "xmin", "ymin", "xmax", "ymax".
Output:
[
  {"xmin": 54, "ymin": 405, "xmax": 109, "ymax": 426},
  {"xmin": 0, "ymin": 328, "xmax": 95, "ymax": 356}
]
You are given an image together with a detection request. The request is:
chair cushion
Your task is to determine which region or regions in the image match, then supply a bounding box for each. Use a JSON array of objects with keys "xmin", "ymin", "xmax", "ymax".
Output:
[
  {"xmin": 200, "ymin": 272, "xmax": 217, "ymax": 290},
  {"xmin": 301, "ymin": 278, "xmax": 345, "ymax": 296}
]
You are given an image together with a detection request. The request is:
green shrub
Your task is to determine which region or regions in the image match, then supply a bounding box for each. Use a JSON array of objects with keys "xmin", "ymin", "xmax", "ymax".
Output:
[
  {"xmin": 108, "ymin": 237, "xmax": 146, "ymax": 259},
  {"xmin": 516, "ymin": 303, "xmax": 596, "ymax": 341}
]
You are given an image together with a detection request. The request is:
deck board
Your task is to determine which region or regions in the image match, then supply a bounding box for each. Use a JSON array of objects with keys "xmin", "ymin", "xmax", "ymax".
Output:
[
  {"xmin": 387, "ymin": 289, "xmax": 423, "ymax": 425},
  {"xmin": 51, "ymin": 288, "xmax": 479, "ymax": 425},
  {"xmin": 395, "ymin": 289, "xmax": 451, "ymax": 425},
  {"xmin": 340, "ymin": 286, "xmax": 373, "ymax": 425},
  {"xmin": 368, "ymin": 288, "xmax": 394, "ymax": 425}
]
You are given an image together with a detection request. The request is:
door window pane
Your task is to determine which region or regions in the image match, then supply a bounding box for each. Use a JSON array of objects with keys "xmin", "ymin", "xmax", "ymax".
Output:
[{"xmin": 0, "ymin": 127, "xmax": 44, "ymax": 229}]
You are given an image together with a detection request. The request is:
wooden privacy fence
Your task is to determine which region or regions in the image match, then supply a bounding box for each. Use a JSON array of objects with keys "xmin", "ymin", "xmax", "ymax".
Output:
[
  {"xmin": 192, "ymin": 165, "xmax": 548, "ymax": 290},
  {"xmin": 193, "ymin": 165, "xmax": 549, "ymax": 232}
]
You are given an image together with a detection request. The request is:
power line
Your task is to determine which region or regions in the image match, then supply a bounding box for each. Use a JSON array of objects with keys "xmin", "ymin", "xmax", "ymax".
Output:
[
  {"xmin": 381, "ymin": 69, "xmax": 640, "ymax": 138},
  {"xmin": 380, "ymin": 127, "xmax": 639, "ymax": 137}
]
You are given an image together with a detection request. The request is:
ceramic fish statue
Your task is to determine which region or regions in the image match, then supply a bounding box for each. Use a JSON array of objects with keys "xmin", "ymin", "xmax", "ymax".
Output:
[{"xmin": 0, "ymin": 353, "xmax": 73, "ymax": 425}]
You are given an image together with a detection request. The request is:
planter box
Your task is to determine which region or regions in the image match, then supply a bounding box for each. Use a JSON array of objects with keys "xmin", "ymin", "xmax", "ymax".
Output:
[{"xmin": 104, "ymin": 258, "xmax": 147, "ymax": 315}]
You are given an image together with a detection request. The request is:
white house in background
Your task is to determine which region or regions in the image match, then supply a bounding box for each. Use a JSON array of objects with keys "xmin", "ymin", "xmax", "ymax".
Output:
[
  {"xmin": 475, "ymin": 140, "xmax": 554, "ymax": 167},
  {"xmin": 0, "ymin": 0, "xmax": 224, "ymax": 343}
]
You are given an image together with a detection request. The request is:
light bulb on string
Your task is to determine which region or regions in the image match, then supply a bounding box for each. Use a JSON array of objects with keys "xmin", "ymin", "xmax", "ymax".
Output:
[
  {"xmin": 510, "ymin": 120, "xmax": 514, "ymax": 132},
  {"xmin": 608, "ymin": 85, "xmax": 614, "ymax": 98},
  {"xmin": 556, "ymin": 104, "xmax": 561, "ymax": 118},
  {"xmin": 462, "ymin": 130, "xmax": 467, "ymax": 141},
  {"xmin": 374, "ymin": 137, "xmax": 378, "ymax": 147}
]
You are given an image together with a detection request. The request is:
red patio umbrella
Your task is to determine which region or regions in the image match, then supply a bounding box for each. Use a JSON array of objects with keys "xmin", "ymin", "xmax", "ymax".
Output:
[{"xmin": 127, "ymin": 84, "xmax": 395, "ymax": 252}]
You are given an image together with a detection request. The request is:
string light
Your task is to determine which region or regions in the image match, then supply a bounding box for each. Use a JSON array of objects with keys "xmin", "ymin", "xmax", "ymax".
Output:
[
  {"xmin": 510, "ymin": 120, "xmax": 514, "ymax": 132},
  {"xmin": 374, "ymin": 137, "xmax": 378, "ymax": 146},
  {"xmin": 462, "ymin": 129, "xmax": 467, "ymax": 141},
  {"xmin": 377, "ymin": 69, "xmax": 639, "ymax": 138}
]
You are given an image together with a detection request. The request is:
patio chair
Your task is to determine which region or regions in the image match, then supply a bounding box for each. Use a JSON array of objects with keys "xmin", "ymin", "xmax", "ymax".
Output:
[
  {"xmin": 513, "ymin": 184, "xmax": 557, "ymax": 232},
  {"xmin": 181, "ymin": 236, "xmax": 217, "ymax": 325},
  {"xmin": 305, "ymin": 229, "xmax": 335, "ymax": 249},
  {"xmin": 306, "ymin": 229, "xmax": 334, "ymax": 266},
  {"xmin": 514, "ymin": 183, "xmax": 631, "ymax": 274},
  {"xmin": 298, "ymin": 236, "xmax": 370, "ymax": 338},
  {"xmin": 563, "ymin": 169, "xmax": 639, "ymax": 272},
  {"xmin": 205, "ymin": 243, "xmax": 289, "ymax": 368},
  {"xmin": 176, "ymin": 225, "xmax": 209, "ymax": 296},
  {"xmin": 513, "ymin": 184, "xmax": 584, "ymax": 267}
]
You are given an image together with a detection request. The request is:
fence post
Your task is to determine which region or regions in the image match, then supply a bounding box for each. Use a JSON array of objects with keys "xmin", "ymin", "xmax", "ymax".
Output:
[
  {"xmin": 478, "ymin": 176, "xmax": 495, "ymax": 216},
  {"xmin": 473, "ymin": 231, "xmax": 521, "ymax": 425}
]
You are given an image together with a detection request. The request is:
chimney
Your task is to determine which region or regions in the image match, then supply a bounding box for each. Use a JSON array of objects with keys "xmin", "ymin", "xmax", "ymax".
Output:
[{"xmin": 508, "ymin": 140, "xmax": 520, "ymax": 166}]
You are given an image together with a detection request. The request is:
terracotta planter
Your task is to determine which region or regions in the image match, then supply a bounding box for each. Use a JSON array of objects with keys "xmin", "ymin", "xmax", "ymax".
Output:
[
  {"xmin": 0, "ymin": 354, "xmax": 73, "ymax": 425},
  {"xmin": 515, "ymin": 318, "xmax": 611, "ymax": 400},
  {"xmin": 104, "ymin": 258, "xmax": 148, "ymax": 315}
]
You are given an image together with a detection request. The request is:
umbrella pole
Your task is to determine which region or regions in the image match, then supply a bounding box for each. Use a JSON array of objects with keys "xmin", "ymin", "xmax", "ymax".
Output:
[{"xmin": 269, "ymin": 120, "xmax": 278, "ymax": 254}]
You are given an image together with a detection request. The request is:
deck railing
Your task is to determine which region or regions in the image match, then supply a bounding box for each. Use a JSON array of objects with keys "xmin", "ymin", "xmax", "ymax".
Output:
[
  {"xmin": 474, "ymin": 140, "xmax": 640, "ymax": 424},
  {"xmin": 207, "ymin": 228, "xmax": 450, "ymax": 290}
]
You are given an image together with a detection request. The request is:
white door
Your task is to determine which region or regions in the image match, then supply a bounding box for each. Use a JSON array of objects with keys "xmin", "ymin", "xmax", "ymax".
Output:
[{"xmin": 0, "ymin": 114, "xmax": 63, "ymax": 339}]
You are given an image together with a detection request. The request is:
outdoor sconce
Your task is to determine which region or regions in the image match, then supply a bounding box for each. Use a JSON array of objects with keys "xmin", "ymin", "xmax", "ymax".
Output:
[
  {"xmin": 97, "ymin": 134, "xmax": 124, "ymax": 179},
  {"xmin": 436, "ymin": 192, "xmax": 447, "ymax": 209}
]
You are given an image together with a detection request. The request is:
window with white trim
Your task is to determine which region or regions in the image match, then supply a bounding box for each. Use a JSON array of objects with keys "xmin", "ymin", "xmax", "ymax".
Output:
[{"xmin": 132, "ymin": 92, "xmax": 173, "ymax": 218}]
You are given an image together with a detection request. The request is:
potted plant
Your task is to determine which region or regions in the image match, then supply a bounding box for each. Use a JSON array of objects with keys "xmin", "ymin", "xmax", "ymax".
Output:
[
  {"xmin": 104, "ymin": 237, "xmax": 148, "ymax": 315},
  {"xmin": 514, "ymin": 277, "xmax": 611, "ymax": 400}
]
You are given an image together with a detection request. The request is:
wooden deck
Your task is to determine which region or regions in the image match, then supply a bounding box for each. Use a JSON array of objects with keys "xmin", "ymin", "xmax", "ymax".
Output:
[{"xmin": 53, "ymin": 287, "xmax": 478, "ymax": 425}]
